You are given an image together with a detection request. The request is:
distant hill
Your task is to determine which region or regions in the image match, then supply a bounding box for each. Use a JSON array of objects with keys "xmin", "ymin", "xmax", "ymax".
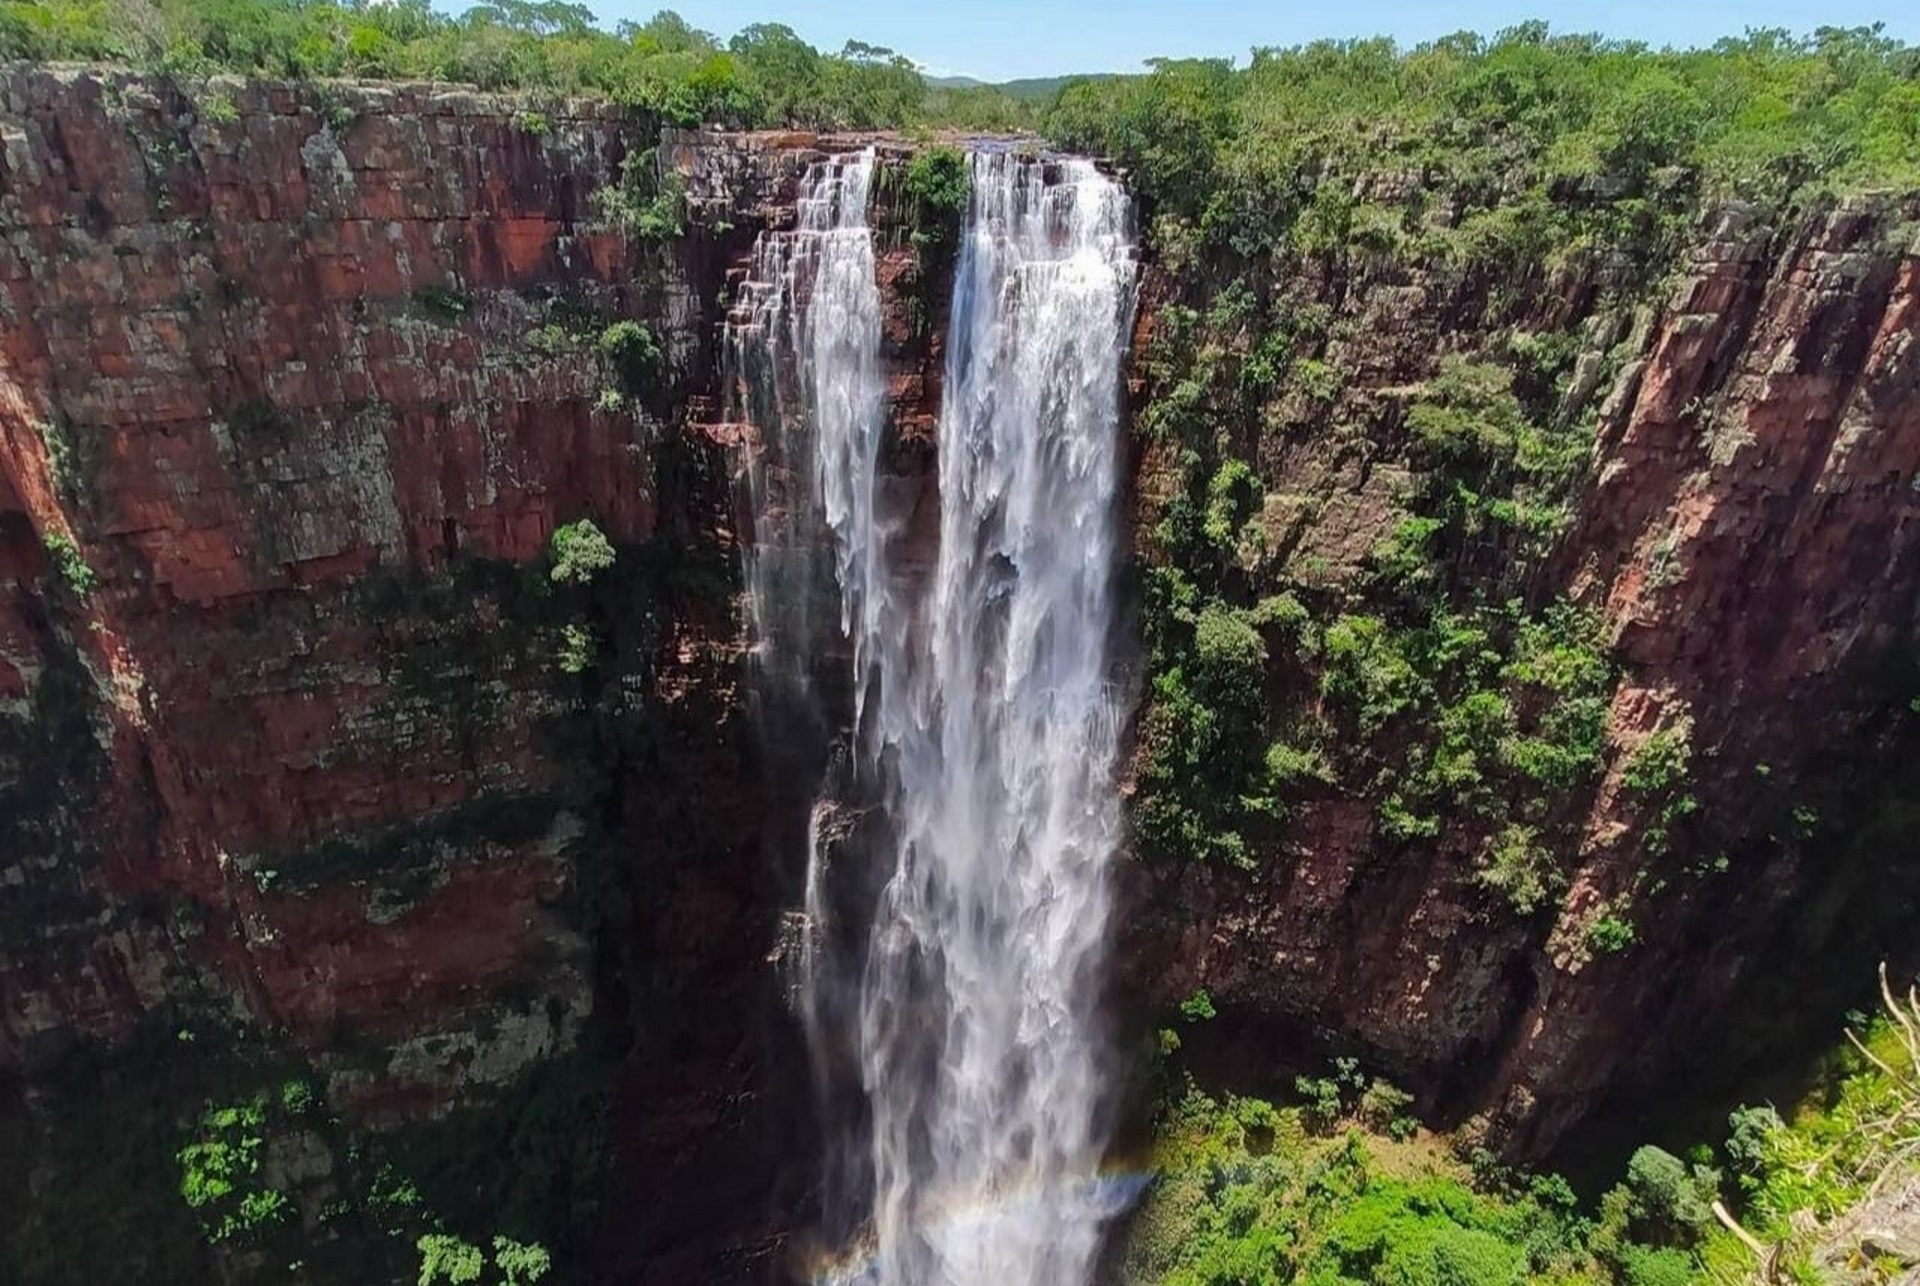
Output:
[
  {"xmin": 993, "ymin": 73, "xmax": 1119, "ymax": 100},
  {"xmin": 923, "ymin": 72, "xmax": 1123, "ymax": 101}
]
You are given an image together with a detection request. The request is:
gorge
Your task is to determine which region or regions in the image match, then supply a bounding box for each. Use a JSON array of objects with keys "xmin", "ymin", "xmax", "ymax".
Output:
[{"xmin": 0, "ymin": 29, "xmax": 1916, "ymax": 1286}]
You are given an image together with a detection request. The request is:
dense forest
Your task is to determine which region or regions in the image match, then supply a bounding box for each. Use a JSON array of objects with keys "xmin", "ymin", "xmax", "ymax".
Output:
[
  {"xmin": 0, "ymin": 0, "xmax": 1033, "ymax": 127},
  {"xmin": 5, "ymin": 0, "xmax": 1919, "ymax": 200}
]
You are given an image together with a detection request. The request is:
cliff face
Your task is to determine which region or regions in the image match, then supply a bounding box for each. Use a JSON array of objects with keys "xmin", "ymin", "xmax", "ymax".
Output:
[
  {"xmin": 1, "ymin": 67, "xmax": 637, "ymax": 1084},
  {"xmin": 0, "ymin": 66, "xmax": 811, "ymax": 1282},
  {"xmin": 1122, "ymin": 196, "xmax": 1920, "ymax": 1157}
]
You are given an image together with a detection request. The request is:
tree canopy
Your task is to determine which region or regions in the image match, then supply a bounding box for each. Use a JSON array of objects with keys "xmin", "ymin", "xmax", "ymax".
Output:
[{"xmin": 0, "ymin": 0, "xmax": 1031, "ymax": 129}]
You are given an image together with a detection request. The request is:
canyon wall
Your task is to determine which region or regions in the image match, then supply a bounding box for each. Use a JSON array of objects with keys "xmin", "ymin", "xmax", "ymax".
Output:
[
  {"xmin": 0, "ymin": 65, "xmax": 834, "ymax": 1283},
  {"xmin": 1123, "ymin": 192, "xmax": 1920, "ymax": 1159}
]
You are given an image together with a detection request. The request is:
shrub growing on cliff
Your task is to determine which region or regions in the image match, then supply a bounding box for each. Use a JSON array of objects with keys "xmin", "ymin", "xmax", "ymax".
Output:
[
  {"xmin": 899, "ymin": 144, "xmax": 969, "ymax": 253},
  {"xmin": 200, "ymin": 90, "xmax": 239, "ymax": 124},
  {"xmin": 597, "ymin": 320, "xmax": 663, "ymax": 397},
  {"xmin": 1472, "ymin": 824, "xmax": 1561, "ymax": 914},
  {"xmin": 1321, "ymin": 615, "xmax": 1420, "ymax": 733},
  {"xmin": 177, "ymin": 1096, "xmax": 290, "ymax": 1244},
  {"xmin": 492, "ymin": 1236, "xmax": 552, "ymax": 1285},
  {"xmin": 547, "ymin": 519, "xmax": 614, "ymax": 585},
  {"xmin": 556, "ymin": 622, "xmax": 596, "ymax": 674},
  {"xmin": 1406, "ymin": 358, "xmax": 1526, "ymax": 464},
  {"xmin": 414, "ymin": 1231, "xmax": 551, "ymax": 1286},
  {"xmin": 1621, "ymin": 723, "xmax": 1697, "ymax": 853},
  {"xmin": 1586, "ymin": 911, "xmax": 1637, "ymax": 956},
  {"xmin": 418, "ymin": 1233, "xmax": 485, "ymax": 1286},
  {"xmin": 1621, "ymin": 1145, "xmax": 1715, "ymax": 1235},
  {"xmin": 591, "ymin": 150, "xmax": 685, "ymax": 241},
  {"xmin": 1179, "ymin": 989, "xmax": 1217, "ymax": 1022},
  {"xmin": 41, "ymin": 530, "xmax": 96, "ymax": 597}
]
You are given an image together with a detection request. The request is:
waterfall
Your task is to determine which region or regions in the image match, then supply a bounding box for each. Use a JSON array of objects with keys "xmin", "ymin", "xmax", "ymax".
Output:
[
  {"xmin": 730, "ymin": 150, "xmax": 887, "ymax": 723},
  {"xmin": 734, "ymin": 148, "xmax": 1138, "ymax": 1286}
]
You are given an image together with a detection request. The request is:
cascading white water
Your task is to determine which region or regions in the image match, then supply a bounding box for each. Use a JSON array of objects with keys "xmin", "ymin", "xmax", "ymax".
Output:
[
  {"xmin": 730, "ymin": 149, "xmax": 887, "ymax": 721},
  {"xmin": 734, "ymin": 147, "xmax": 1138, "ymax": 1286},
  {"xmin": 855, "ymin": 151, "xmax": 1138, "ymax": 1286}
]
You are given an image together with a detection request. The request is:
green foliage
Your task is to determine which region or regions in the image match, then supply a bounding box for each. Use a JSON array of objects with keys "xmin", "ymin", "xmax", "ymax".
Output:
[
  {"xmin": 1179, "ymin": 989, "xmax": 1218, "ymax": 1022},
  {"xmin": 177, "ymin": 1096, "xmax": 289, "ymax": 1243},
  {"xmin": 1136, "ymin": 595, "xmax": 1279, "ymax": 866},
  {"xmin": 591, "ymin": 150, "xmax": 686, "ymax": 240},
  {"xmin": 417, "ymin": 1233, "xmax": 485, "ymax": 1286},
  {"xmin": 200, "ymin": 90, "xmax": 239, "ymax": 123},
  {"xmin": 1472, "ymin": 824, "xmax": 1560, "ymax": 914},
  {"xmin": 898, "ymin": 144, "xmax": 970, "ymax": 261},
  {"xmin": 493, "ymin": 1237, "xmax": 552, "ymax": 1285},
  {"xmin": 1294, "ymin": 1074, "xmax": 1345, "ymax": 1132},
  {"xmin": 1370, "ymin": 517, "xmax": 1443, "ymax": 595},
  {"xmin": 1722, "ymin": 1104, "xmax": 1783, "ymax": 1184},
  {"xmin": 524, "ymin": 323, "xmax": 570, "ymax": 358},
  {"xmin": 414, "ymin": 284, "xmax": 470, "ymax": 321},
  {"xmin": 1398, "ymin": 354, "xmax": 1586, "ymax": 569},
  {"xmin": 1123, "ymin": 1085, "xmax": 1655, "ymax": 1286},
  {"xmin": 1321, "ymin": 615, "xmax": 1419, "ymax": 733},
  {"xmin": 1499, "ymin": 605, "xmax": 1612, "ymax": 788},
  {"xmin": 1317, "ymin": 1184, "xmax": 1527, "ymax": 1286},
  {"xmin": 1406, "ymin": 359, "xmax": 1526, "ymax": 463},
  {"xmin": 597, "ymin": 319, "xmax": 662, "ymax": 396},
  {"xmin": 1621, "ymin": 724, "xmax": 1697, "ymax": 853},
  {"xmin": 556, "ymin": 622, "xmax": 596, "ymax": 674},
  {"xmin": 1695, "ymin": 975, "xmax": 1920, "ymax": 1282},
  {"xmin": 1358, "ymin": 1080, "xmax": 1419, "ymax": 1141},
  {"xmin": 1622, "ymin": 1145, "xmax": 1714, "ymax": 1232},
  {"xmin": 1194, "ymin": 603, "xmax": 1268, "ymax": 689},
  {"xmin": 900, "ymin": 145, "xmax": 969, "ymax": 217},
  {"xmin": 0, "ymin": 1, "xmax": 1031, "ymax": 130},
  {"xmin": 1622, "ymin": 727, "xmax": 1690, "ymax": 794},
  {"xmin": 547, "ymin": 519, "xmax": 615, "ymax": 585},
  {"xmin": 279, "ymin": 1079, "xmax": 316, "ymax": 1115},
  {"xmin": 1616, "ymin": 1243, "xmax": 1694, "ymax": 1286},
  {"xmin": 1586, "ymin": 911, "xmax": 1637, "ymax": 956},
  {"xmin": 35, "ymin": 417, "xmax": 76, "ymax": 494},
  {"xmin": 1063, "ymin": 35, "xmax": 1917, "ymax": 909},
  {"xmin": 1203, "ymin": 458, "xmax": 1262, "ymax": 551},
  {"xmin": 1047, "ymin": 28, "xmax": 1920, "ymax": 254},
  {"xmin": 1266, "ymin": 739, "xmax": 1334, "ymax": 786},
  {"xmin": 41, "ymin": 530, "xmax": 96, "ymax": 596},
  {"xmin": 1145, "ymin": 972, "xmax": 1920, "ymax": 1286}
]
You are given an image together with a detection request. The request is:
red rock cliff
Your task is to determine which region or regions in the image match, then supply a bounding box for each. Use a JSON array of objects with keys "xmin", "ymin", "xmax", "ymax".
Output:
[{"xmin": 1, "ymin": 65, "xmax": 666, "ymax": 1092}]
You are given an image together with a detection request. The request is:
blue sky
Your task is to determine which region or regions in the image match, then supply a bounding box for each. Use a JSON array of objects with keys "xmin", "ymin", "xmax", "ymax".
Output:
[{"xmin": 585, "ymin": 0, "xmax": 1920, "ymax": 80}]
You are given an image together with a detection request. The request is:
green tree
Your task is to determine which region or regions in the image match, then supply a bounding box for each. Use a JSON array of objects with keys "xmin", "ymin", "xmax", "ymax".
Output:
[{"xmin": 548, "ymin": 519, "xmax": 615, "ymax": 585}]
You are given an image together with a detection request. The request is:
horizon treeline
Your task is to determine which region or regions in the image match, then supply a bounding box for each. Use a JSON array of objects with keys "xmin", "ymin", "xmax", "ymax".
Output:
[
  {"xmin": 2, "ymin": 1, "xmax": 1917, "ymax": 213},
  {"xmin": 1048, "ymin": 22, "xmax": 1920, "ymax": 241},
  {"xmin": 0, "ymin": 0, "xmax": 1036, "ymax": 129}
]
